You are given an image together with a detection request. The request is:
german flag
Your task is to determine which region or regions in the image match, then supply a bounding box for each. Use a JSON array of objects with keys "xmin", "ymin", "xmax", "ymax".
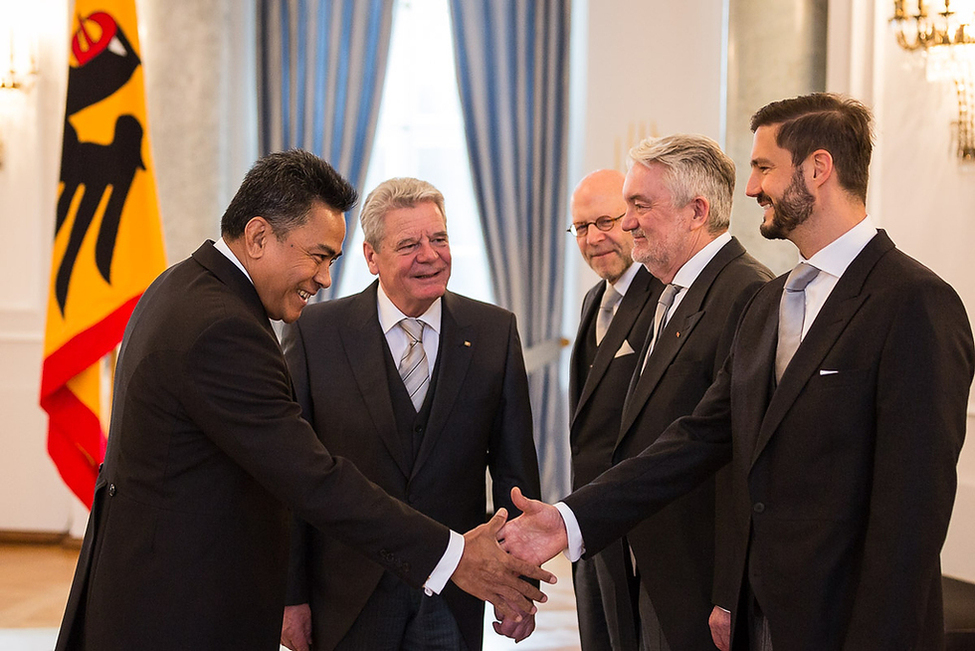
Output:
[{"xmin": 40, "ymin": 0, "xmax": 166, "ymax": 508}]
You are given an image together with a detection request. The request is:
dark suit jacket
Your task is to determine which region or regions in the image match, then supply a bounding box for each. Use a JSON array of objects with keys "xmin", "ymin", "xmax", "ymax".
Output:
[
  {"xmin": 567, "ymin": 266, "xmax": 660, "ymax": 649},
  {"xmin": 565, "ymin": 231, "xmax": 975, "ymax": 651},
  {"xmin": 614, "ymin": 237, "xmax": 772, "ymax": 650},
  {"xmin": 282, "ymin": 281, "xmax": 540, "ymax": 651},
  {"xmin": 569, "ymin": 265, "xmax": 661, "ymax": 489},
  {"xmin": 55, "ymin": 242, "xmax": 449, "ymax": 651}
]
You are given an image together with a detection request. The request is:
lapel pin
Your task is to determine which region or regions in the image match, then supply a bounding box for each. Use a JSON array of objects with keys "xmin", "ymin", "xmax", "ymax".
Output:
[
  {"xmin": 464, "ymin": 340, "xmax": 471, "ymax": 347},
  {"xmin": 676, "ymin": 332, "xmax": 681, "ymax": 338}
]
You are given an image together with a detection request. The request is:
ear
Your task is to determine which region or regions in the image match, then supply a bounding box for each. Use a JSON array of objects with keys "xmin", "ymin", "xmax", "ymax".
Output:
[
  {"xmin": 807, "ymin": 149, "xmax": 834, "ymax": 189},
  {"xmin": 687, "ymin": 196, "xmax": 710, "ymax": 230},
  {"xmin": 363, "ymin": 240, "xmax": 380, "ymax": 276},
  {"xmin": 243, "ymin": 217, "xmax": 271, "ymax": 259}
]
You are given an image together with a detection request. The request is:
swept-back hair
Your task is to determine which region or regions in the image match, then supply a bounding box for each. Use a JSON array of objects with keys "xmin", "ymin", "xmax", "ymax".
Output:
[
  {"xmin": 750, "ymin": 93, "xmax": 873, "ymax": 203},
  {"xmin": 221, "ymin": 149, "xmax": 357, "ymax": 239}
]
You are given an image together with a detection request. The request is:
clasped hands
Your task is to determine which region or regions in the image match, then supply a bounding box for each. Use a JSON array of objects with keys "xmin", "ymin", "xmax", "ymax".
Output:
[
  {"xmin": 282, "ymin": 490, "xmax": 566, "ymax": 650},
  {"xmin": 451, "ymin": 487, "xmax": 569, "ymax": 643},
  {"xmin": 482, "ymin": 487, "xmax": 568, "ymax": 642}
]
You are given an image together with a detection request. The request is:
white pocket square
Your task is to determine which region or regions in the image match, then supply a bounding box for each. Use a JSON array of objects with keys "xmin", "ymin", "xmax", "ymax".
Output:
[
  {"xmin": 615, "ymin": 340, "xmax": 636, "ymax": 358},
  {"xmin": 819, "ymin": 369, "xmax": 839, "ymax": 375}
]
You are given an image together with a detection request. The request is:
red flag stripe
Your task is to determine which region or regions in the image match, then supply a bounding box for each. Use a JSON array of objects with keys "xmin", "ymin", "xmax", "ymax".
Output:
[
  {"xmin": 45, "ymin": 386, "xmax": 106, "ymax": 508},
  {"xmin": 39, "ymin": 294, "xmax": 142, "ymax": 402}
]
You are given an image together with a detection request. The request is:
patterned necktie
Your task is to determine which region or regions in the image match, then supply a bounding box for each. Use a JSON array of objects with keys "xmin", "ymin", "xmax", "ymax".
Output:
[
  {"xmin": 595, "ymin": 285, "xmax": 621, "ymax": 345},
  {"xmin": 775, "ymin": 262, "xmax": 820, "ymax": 382},
  {"xmin": 398, "ymin": 318, "xmax": 429, "ymax": 411},
  {"xmin": 641, "ymin": 283, "xmax": 681, "ymax": 373}
]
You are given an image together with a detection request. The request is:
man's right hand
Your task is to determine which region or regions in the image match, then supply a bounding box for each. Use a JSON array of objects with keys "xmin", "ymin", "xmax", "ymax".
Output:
[
  {"xmin": 451, "ymin": 508, "xmax": 556, "ymax": 622},
  {"xmin": 497, "ymin": 487, "xmax": 568, "ymax": 566},
  {"xmin": 709, "ymin": 605, "xmax": 731, "ymax": 651},
  {"xmin": 281, "ymin": 603, "xmax": 313, "ymax": 651}
]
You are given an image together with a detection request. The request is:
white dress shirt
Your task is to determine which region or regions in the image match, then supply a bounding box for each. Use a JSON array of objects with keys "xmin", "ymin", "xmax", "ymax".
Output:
[
  {"xmin": 374, "ymin": 282, "xmax": 464, "ymax": 594},
  {"xmin": 376, "ymin": 282, "xmax": 442, "ymax": 373},
  {"xmin": 794, "ymin": 215, "xmax": 877, "ymax": 339}
]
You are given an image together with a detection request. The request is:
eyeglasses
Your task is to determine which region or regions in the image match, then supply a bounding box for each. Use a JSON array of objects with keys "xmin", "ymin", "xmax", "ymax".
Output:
[{"xmin": 567, "ymin": 214, "xmax": 625, "ymax": 237}]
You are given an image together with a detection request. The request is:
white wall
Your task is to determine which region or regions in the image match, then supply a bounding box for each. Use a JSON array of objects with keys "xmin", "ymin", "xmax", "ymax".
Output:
[
  {"xmin": 567, "ymin": 0, "xmax": 727, "ymax": 325},
  {"xmin": 0, "ymin": 0, "xmax": 76, "ymax": 534}
]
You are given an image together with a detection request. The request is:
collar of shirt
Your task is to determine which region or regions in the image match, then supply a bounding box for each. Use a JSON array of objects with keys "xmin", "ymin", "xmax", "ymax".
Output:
[
  {"xmin": 794, "ymin": 214, "xmax": 878, "ymax": 339},
  {"xmin": 214, "ymin": 237, "xmax": 254, "ymax": 285},
  {"xmin": 376, "ymin": 282, "xmax": 442, "ymax": 371},
  {"xmin": 663, "ymin": 231, "xmax": 733, "ymax": 322},
  {"xmin": 671, "ymin": 231, "xmax": 732, "ymax": 290},
  {"xmin": 609, "ymin": 261, "xmax": 643, "ymax": 298},
  {"xmin": 802, "ymin": 214, "xmax": 877, "ymax": 279}
]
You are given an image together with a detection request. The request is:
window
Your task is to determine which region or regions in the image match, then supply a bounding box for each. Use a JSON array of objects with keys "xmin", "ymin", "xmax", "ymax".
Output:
[{"xmin": 336, "ymin": 0, "xmax": 493, "ymax": 303}]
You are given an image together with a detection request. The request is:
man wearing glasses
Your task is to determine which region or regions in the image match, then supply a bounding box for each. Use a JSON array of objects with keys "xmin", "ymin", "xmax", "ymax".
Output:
[
  {"xmin": 566, "ymin": 169, "xmax": 660, "ymax": 650},
  {"xmin": 570, "ymin": 136, "xmax": 773, "ymax": 650}
]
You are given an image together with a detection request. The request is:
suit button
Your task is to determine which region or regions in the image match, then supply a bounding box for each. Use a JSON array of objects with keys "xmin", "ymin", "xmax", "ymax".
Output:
[
  {"xmin": 108, "ymin": 484, "xmax": 117, "ymax": 497},
  {"xmin": 753, "ymin": 502, "xmax": 765, "ymax": 513},
  {"xmin": 414, "ymin": 425, "xmax": 424, "ymax": 434}
]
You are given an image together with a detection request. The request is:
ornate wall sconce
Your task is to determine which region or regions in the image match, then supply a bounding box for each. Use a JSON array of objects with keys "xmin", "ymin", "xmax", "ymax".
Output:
[
  {"xmin": 891, "ymin": 0, "xmax": 975, "ymax": 160},
  {"xmin": 0, "ymin": 11, "xmax": 40, "ymax": 168}
]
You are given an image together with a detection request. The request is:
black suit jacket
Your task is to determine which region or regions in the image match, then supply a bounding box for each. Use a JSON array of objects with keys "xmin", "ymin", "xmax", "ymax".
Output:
[
  {"xmin": 565, "ymin": 231, "xmax": 975, "ymax": 650},
  {"xmin": 55, "ymin": 242, "xmax": 449, "ymax": 651},
  {"xmin": 282, "ymin": 281, "xmax": 540, "ymax": 651},
  {"xmin": 614, "ymin": 237, "xmax": 772, "ymax": 649},
  {"xmin": 569, "ymin": 265, "xmax": 661, "ymax": 489}
]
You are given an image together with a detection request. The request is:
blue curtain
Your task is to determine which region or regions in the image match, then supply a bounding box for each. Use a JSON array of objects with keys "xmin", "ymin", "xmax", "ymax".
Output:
[
  {"xmin": 448, "ymin": 0, "xmax": 571, "ymax": 501},
  {"xmin": 258, "ymin": 0, "xmax": 394, "ymax": 298}
]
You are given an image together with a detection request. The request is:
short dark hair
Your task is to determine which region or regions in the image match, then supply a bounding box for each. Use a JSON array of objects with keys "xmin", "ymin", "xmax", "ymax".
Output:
[
  {"xmin": 220, "ymin": 149, "xmax": 358, "ymax": 239},
  {"xmin": 750, "ymin": 93, "xmax": 873, "ymax": 203}
]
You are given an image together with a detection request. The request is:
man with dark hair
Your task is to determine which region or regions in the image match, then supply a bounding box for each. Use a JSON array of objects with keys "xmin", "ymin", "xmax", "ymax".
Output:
[
  {"xmin": 55, "ymin": 150, "xmax": 552, "ymax": 651},
  {"xmin": 280, "ymin": 177, "xmax": 541, "ymax": 651},
  {"xmin": 500, "ymin": 94, "xmax": 975, "ymax": 651}
]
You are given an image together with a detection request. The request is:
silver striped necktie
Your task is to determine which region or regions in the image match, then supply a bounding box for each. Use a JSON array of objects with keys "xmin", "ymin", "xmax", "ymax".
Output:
[{"xmin": 398, "ymin": 318, "xmax": 430, "ymax": 410}]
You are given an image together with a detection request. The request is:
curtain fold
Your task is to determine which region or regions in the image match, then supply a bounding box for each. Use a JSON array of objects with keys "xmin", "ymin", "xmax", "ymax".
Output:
[
  {"xmin": 449, "ymin": 0, "xmax": 571, "ymax": 501},
  {"xmin": 258, "ymin": 0, "xmax": 394, "ymax": 298}
]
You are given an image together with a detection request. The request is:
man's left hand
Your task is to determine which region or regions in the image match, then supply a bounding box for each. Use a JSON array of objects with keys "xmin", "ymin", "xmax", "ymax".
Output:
[{"xmin": 492, "ymin": 605, "xmax": 536, "ymax": 642}]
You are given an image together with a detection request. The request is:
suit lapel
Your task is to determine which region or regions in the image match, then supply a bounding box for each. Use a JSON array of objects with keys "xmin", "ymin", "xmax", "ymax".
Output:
[
  {"xmin": 568, "ymin": 283, "xmax": 602, "ymax": 410},
  {"xmin": 573, "ymin": 268, "xmax": 655, "ymax": 425},
  {"xmin": 618, "ymin": 239, "xmax": 745, "ymax": 438},
  {"xmin": 192, "ymin": 241, "xmax": 274, "ymax": 339},
  {"xmin": 751, "ymin": 232, "xmax": 893, "ymax": 466},
  {"xmin": 340, "ymin": 283, "xmax": 412, "ymax": 477},
  {"xmin": 413, "ymin": 292, "xmax": 474, "ymax": 476}
]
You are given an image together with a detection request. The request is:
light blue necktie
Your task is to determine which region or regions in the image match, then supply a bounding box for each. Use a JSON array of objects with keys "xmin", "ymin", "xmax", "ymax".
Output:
[{"xmin": 775, "ymin": 262, "xmax": 820, "ymax": 382}]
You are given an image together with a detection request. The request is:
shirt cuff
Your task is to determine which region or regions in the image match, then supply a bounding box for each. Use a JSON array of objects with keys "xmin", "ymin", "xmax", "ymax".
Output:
[
  {"xmin": 423, "ymin": 530, "xmax": 465, "ymax": 595},
  {"xmin": 555, "ymin": 501, "xmax": 585, "ymax": 562}
]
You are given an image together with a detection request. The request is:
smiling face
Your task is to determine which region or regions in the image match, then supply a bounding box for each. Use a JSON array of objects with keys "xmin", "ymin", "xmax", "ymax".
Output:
[
  {"xmin": 364, "ymin": 200, "xmax": 451, "ymax": 317},
  {"xmin": 250, "ymin": 201, "xmax": 346, "ymax": 323},
  {"xmin": 571, "ymin": 170, "xmax": 633, "ymax": 283},
  {"xmin": 747, "ymin": 125, "xmax": 816, "ymax": 241},
  {"xmin": 621, "ymin": 162, "xmax": 699, "ymax": 283}
]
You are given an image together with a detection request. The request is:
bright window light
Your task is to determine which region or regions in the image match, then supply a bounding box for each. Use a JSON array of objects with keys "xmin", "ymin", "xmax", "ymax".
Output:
[{"xmin": 336, "ymin": 0, "xmax": 493, "ymax": 303}]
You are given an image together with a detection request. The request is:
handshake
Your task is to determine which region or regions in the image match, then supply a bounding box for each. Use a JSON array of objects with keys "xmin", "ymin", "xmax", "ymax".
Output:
[
  {"xmin": 281, "ymin": 488, "xmax": 568, "ymax": 649},
  {"xmin": 453, "ymin": 486, "xmax": 570, "ymax": 642}
]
